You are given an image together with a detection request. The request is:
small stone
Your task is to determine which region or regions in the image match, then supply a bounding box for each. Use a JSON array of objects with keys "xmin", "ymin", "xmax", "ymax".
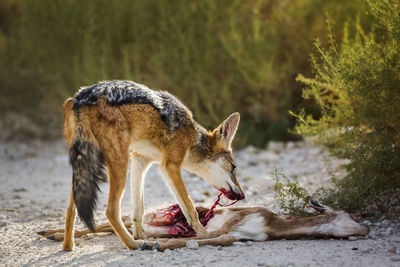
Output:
[
  {"xmin": 13, "ymin": 188, "xmax": 28, "ymax": 192},
  {"xmin": 361, "ymin": 248, "xmax": 372, "ymax": 254},
  {"xmin": 382, "ymin": 228, "xmax": 393, "ymax": 237},
  {"xmin": 351, "ymin": 247, "xmax": 358, "ymax": 251},
  {"xmin": 233, "ymin": 242, "xmax": 245, "ymax": 246},
  {"xmin": 375, "ymin": 211, "xmax": 384, "ymax": 219},
  {"xmin": 388, "ymin": 246, "xmax": 397, "ymax": 254},
  {"xmin": 348, "ymin": 236, "xmax": 357, "ymax": 241},
  {"xmin": 391, "ymin": 256, "xmax": 400, "ymax": 262},
  {"xmin": 0, "ymin": 221, "xmax": 7, "ymax": 227},
  {"xmin": 245, "ymin": 241, "xmax": 252, "ymax": 246},
  {"xmin": 186, "ymin": 240, "xmax": 199, "ymax": 250},
  {"xmin": 191, "ymin": 191, "xmax": 205, "ymax": 202},
  {"xmin": 381, "ymin": 219, "xmax": 390, "ymax": 228},
  {"xmin": 362, "ymin": 220, "xmax": 372, "ymax": 227}
]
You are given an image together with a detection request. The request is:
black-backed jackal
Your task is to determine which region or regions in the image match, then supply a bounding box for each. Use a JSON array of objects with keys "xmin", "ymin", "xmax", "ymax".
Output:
[{"xmin": 62, "ymin": 80, "xmax": 245, "ymax": 250}]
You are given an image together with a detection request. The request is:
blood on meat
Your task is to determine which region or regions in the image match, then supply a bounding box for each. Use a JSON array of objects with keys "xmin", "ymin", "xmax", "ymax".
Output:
[{"xmin": 148, "ymin": 193, "xmax": 238, "ymax": 237}]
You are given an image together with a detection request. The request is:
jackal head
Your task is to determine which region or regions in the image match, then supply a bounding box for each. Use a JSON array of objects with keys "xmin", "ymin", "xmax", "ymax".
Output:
[{"xmin": 186, "ymin": 113, "xmax": 245, "ymax": 201}]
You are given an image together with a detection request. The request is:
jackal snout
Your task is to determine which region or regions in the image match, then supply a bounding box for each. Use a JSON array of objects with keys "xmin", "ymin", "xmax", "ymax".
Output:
[{"xmin": 219, "ymin": 183, "xmax": 245, "ymax": 200}]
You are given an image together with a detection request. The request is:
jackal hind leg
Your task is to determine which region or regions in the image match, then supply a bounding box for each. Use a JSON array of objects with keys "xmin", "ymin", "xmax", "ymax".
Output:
[
  {"xmin": 105, "ymin": 148, "xmax": 143, "ymax": 250},
  {"xmin": 63, "ymin": 191, "xmax": 76, "ymax": 251},
  {"xmin": 130, "ymin": 153, "xmax": 151, "ymax": 239}
]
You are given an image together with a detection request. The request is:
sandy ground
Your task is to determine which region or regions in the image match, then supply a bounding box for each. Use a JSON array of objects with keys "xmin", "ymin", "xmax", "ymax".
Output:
[{"xmin": 0, "ymin": 140, "xmax": 399, "ymax": 267}]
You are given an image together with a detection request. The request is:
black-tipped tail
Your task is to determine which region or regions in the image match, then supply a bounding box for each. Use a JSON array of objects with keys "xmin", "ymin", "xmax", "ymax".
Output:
[{"xmin": 69, "ymin": 139, "xmax": 107, "ymax": 232}]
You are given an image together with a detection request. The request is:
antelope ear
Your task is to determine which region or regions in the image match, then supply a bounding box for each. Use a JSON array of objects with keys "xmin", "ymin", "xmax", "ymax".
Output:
[
  {"xmin": 214, "ymin": 113, "xmax": 240, "ymax": 148},
  {"xmin": 307, "ymin": 198, "xmax": 332, "ymax": 214}
]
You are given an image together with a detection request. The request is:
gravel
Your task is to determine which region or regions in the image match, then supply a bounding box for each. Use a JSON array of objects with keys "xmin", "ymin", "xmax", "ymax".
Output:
[{"xmin": 0, "ymin": 139, "xmax": 399, "ymax": 266}]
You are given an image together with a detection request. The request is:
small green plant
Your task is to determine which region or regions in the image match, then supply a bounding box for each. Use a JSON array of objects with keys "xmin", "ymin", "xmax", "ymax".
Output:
[{"xmin": 273, "ymin": 169, "xmax": 311, "ymax": 217}]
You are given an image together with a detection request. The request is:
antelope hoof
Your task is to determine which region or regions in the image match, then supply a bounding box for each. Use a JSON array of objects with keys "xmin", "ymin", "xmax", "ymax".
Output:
[
  {"xmin": 37, "ymin": 230, "xmax": 46, "ymax": 236},
  {"xmin": 140, "ymin": 242, "xmax": 152, "ymax": 250},
  {"xmin": 153, "ymin": 242, "xmax": 161, "ymax": 252}
]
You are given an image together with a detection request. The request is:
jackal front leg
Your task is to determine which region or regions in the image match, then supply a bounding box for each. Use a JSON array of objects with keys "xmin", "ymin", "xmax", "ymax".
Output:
[
  {"xmin": 130, "ymin": 153, "xmax": 151, "ymax": 239},
  {"xmin": 160, "ymin": 162, "xmax": 208, "ymax": 237}
]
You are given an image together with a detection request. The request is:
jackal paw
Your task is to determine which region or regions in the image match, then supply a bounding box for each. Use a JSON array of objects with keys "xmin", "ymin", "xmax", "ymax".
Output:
[
  {"xmin": 62, "ymin": 241, "xmax": 75, "ymax": 251},
  {"xmin": 133, "ymin": 229, "xmax": 146, "ymax": 240},
  {"xmin": 192, "ymin": 224, "xmax": 209, "ymax": 238},
  {"xmin": 125, "ymin": 239, "xmax": 144, "ymax": 250}
]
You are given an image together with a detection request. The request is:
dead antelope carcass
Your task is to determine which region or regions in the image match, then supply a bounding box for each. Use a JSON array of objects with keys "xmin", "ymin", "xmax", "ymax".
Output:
[{"xmin": 39, "ymin": 198, "xmax": 369, "ymax": 251}]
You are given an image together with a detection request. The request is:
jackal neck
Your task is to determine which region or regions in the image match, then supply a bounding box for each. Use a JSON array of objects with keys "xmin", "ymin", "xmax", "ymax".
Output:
[{"xmin": 189, "ymin": 123, "xmax": 211, "ymax": 162}]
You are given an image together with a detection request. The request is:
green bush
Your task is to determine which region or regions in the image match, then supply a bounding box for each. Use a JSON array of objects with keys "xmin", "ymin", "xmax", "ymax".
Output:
[
  {"xmin": 293, "ymin": 0, "xmax": 400, "ymax": 211},
  {"xmin": 273, "ymin": 169, "xmax": 311, "ymax": 217},
  {"xmin": 0, "ymin": 0, "xmax": 367, "ymax": 143}
]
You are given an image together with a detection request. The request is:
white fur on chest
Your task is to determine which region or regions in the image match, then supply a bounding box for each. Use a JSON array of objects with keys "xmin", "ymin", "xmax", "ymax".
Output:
[
  {"xmin": 130, "ymin": 140, "xmax": 162, "ymax": 161},
  {"xmin": 229, "ymin": 213, "xmax": 268, "ymax": 241}
]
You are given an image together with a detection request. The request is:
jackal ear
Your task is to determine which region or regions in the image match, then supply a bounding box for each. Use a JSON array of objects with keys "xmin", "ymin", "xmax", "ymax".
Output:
[
  {"xmin": 215, "ymin": 112, "xmax": 240, "ymax": 148},
  {"xmin": 307, "ymin": 197, "xmax": 332, "ymax": 214}
]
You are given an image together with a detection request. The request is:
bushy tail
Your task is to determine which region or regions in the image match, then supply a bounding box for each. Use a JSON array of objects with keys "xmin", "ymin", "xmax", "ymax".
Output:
[{"xmin": 64, "ymin": 102, "xmax": 107, "ymax": 232}]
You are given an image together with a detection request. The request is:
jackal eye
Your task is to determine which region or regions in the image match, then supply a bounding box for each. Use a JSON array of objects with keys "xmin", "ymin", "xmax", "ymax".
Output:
[{"xmin": 231, "ymin": 163, "xmax": 237, "ymax": 175}]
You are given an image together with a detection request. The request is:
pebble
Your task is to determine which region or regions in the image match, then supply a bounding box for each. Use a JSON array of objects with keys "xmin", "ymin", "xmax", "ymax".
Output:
[
  {"xmin": 381, "ymin": 219, "xmax": 390, "ymax": 228},
  {"xmin": 233, "ymin": 242, "xmax": 246, "ymax": 246},
  {"xmin": 388, "ymin": 246, "xmax": 399, "ymax": 254},
  {"xmin": 375, "ymin": 211, "xmax": 384, "ymax": 219},
  {"xmin": 362, "ymin": 220, "xmax": 372, "ymax": 227},
  {"xmin": 348, "ymin": 236, "xmax": 357, "ymax": 241},
  {"xmin": 0, "ymin": 221, "xmax": 7, "ymax": 227},
  {"xmin": 361, "ymin": 248, "xmax": 372, "ymax": 254},
  {"xmin": 186, "ymin": 240, "xmax": 199, "ymax": 250},
  {"xmin": 190, "ymin": 191, "xmax": 205, "ymax": 202},
  {"xmin": 393, "ymin": 237, "xmax": 400, "ymax": 243},
  {"xmin": 391, "ymin": 256, "xmax": 400, "ymax": 262},
  {"xmin": 382, "ymin": 228, "xmax": 393, "ymax": 237}
]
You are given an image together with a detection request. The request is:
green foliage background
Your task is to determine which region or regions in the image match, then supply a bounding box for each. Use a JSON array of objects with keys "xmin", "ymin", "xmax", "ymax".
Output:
[
  {"xmin": 0, "ymin": 0, "xmax": 368, "ymax": 144},
  {"xmin": 293, "ymin": 0, "xmax": 400, "ymax": 211}
]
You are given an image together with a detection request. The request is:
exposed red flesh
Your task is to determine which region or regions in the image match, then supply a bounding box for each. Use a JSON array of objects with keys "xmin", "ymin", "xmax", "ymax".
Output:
[{"xmin": 148, "ymin": 193, "xmax": 240, "ymax": 237}]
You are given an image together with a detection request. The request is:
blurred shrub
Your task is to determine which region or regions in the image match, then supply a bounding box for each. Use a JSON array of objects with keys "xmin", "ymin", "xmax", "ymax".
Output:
[
  {"xmin": 293, "ymin": 0, "xmax": 400, "ymax": 211},
  {"xmin": 0, "ymin": 0, "xmax": 367, "ymax": 143}
]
